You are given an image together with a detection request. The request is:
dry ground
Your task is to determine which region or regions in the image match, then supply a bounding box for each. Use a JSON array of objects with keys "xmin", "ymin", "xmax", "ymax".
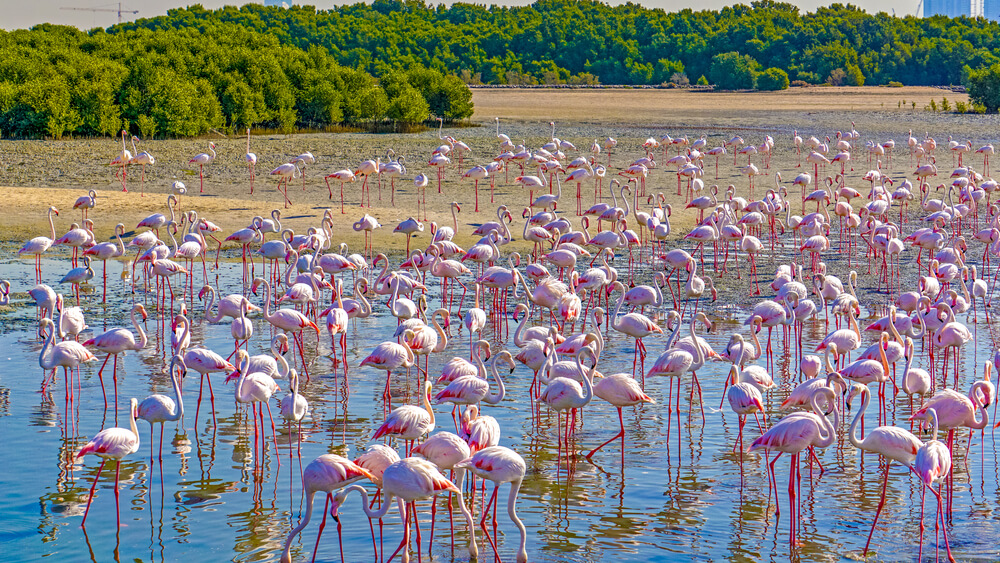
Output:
[{"xmin": 0, "ymin": 86, "xmax": 984, "ymax": 256}]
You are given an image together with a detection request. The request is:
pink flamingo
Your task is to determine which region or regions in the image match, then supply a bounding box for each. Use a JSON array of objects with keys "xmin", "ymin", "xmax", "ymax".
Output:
[
  {"xmin": 137, "ymin": 355, "xmax": 186, "ymax": 465},
  {"xmin": 540, "ymin": 349, "xmax": 594, "ymax": 451},
  {"xmin": 174, "ymin": 315, "xmax": 235, "ymax": 428},
  {"xmin": 38, "ymin": 317, "xmax": 96, "ymax": 401},
  {"xmin": 411, "ymin": 431, "xmax": 470, "ymax": 546},
  {"xmin": 244, "ymin": 128, "xmax": 257, "ymax": 193},
  {"xmin": 84, "ymin": 303, "xmax": 148, "ymax": 419},
  {"xmin": 130, "ymin": 135, "xmax": 155, "ymax": 196},
  {"xmin": 845, "ymin": 384, "xmax": 922, "ymax": 557},
  {"xmin": 726, "ymin": 363, "xmax": 766, "ymax": 473},
  {"xmin": 609, "ymin": 280, "xmax": 663, "ymax": 377},
  {"xmin": 648, "ymin": 312, "xmax": 710, "ymax": 451},
  {"xmin": 749, "ymin": 387, "xmax": 837, "ymax": 547},
  {"xmin": 913, "ymin": 408, "xmax": 955, "ymax": 563},
  {"xmin": 435, "ymin": 350, "xmax": 512, "ymax": 419},
  {"xmin": 76, "ymin": 397, "xmax": 140, "ymax": 529},
  {"xmin": 270, "ymin": 160, "xmax": 301, "ymax": 208},
  {"xmin": 73, "ymin": 189, "xmax": 97, "ymax": 221},
  {"xmin": 360, "ymin": 329, "xmax": 415, "ymax": 398},
  {"xmin": 83, "ymin": 222, "xmax": 126, "ymax": 303},
  {"xmin": 371, "ymin": 380, "xmax": 436, "ymax": 455},
  {"xmin": 329, "ymin": 457, "xmax": 478, "ymax": 563},
  {"xmin": 278, "ymin": 454, "xmax": 375, "ymax": 563},
  {"xmin": 18, "ymin": 206, "xmax": 59, "ymax": 282},
  {"xmin": 456, "ymin": 445, "xmax": 528, "ymax": 563},
  {"xmin": 109, "ymin": 129, "xmax": 132, "ymax": 191},
  {"xmin": 325, "ymin": 169, "xmax": 357, "ymax": 214},
  {"xmin": 251, "ymin": 278, "xmax": 321, "ymax": 378},
  {"xmin": 229, "ymin": 350, "xmax": 281, "ymax": 469},
  {"xmin": 587, "ymin": 347, "xmax": 654, "ymax": 460},
  {"xmin": 188, "ymin": 142, "xmax": 216, "ymax": 193}
]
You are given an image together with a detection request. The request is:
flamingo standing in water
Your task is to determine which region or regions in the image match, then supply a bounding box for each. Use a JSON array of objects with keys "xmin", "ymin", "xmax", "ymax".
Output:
[
  {"xmin": 251, "ymin": 278, "xmax": 321, "ymax": 378},
  {"xmin": 750, "ymin": 387, "xmax": 837, "ymax": 548},
  {"xmin": 84, "ymin": 303, "xmax": 148, "ymax": 421},
  {"xmin": 76, "ymin": 397, "xmax": 140, "ymax": 529},
  {"xmin": 845, "ymin": 384, "xmax": 922, "ymax": 557},
  {"xmin": 456, "ymin": 445, "xmax": 528, "ymax": 563},
  {"xmin": 331, "ymin": 457, "xmax": 478, "ymax": 563},
  {"xmin": 137, "ymin": 355, "xmax": 186, "ymax": 465},
  {"xmin": 371, "ymin": 380, "xmax": 436, "ymax": 455},
  {"xmin": 913, "ymin": 408, "xmax": 955, "ymax": 563},
  {"xmin": 38, "ymin": 317, "xmax": 96, "ymax": 401},
  {"xmin": 609, "ymin": 281, "xmax": 662, "ymax": 377},
  {"xmin": 278, "ymin": 454, "xmax": 375, "ymax": 563},
  {"xmin": 188, "ymin": 142, "xmax": 216, "ymax": 193},
  {"xmin": 360, "ymin": 329, "xmax": 416, "ymax": 399},
  {"xmin": 586, "ymin": 347, "xmax": 654, "ymax": 460}
]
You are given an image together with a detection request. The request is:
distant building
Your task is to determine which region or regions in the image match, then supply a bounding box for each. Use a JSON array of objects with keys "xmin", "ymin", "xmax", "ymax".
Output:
[
  {"xmin": 985, "ymin": 0, "xmax": 1000, "ymax": 19},
  {"xmin": 263, "ymin": 0, "xmax": 290, "ymax": 7},
  {"xmin": 924, "ymin": 0, "xmax": 971, "ymax": 17}
]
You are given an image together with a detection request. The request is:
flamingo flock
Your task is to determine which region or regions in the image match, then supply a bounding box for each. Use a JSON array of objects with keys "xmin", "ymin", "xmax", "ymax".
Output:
[{"xmin": 10, "ymin": 118, "xmax": 1000, "ymax": 563}]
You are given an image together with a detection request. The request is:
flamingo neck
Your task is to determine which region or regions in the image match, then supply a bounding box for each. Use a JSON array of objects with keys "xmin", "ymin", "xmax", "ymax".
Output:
[
  {"xmin": 204, "ymin": 286, "xmax": 224, "ymax": 323},
  {"xmin": 487, "ymin": 356, "xmax": 506, "ymax": 404},
  {"xmin": 132, "ymin": 308, "xmax": 148, "ymax": 350},
  {"xmin": 848, "ymin": 386, "xmax": 869, "ymax": 450},
  {"xmin": 170, "ymin": 360, "xmax": 184, "ymax": 420}
]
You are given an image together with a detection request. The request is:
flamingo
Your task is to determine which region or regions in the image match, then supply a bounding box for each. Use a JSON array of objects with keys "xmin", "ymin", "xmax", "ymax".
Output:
[
  {"xmin": 73, "ymin": 189, "xmax": 97, "ymax": 221},
  {"xmin": 229, "ymin": 350, "xmax": 281, "ymax": 467},
  {"xmin": 456, "ymin": 446, "xmax": 528, "ymax": 563},
  {"xmin": 76, "ymin": 397, "xmax": 140, "ymax": 528},
  {"xmin": 913, "ymin": 408, "xmax": 955, "ymax": 563},
  {"xmin": 19, "ymin": 206, "xmax": 59, "ymax": 282},
  {"xmin": 84, "ymin": 303, "xmax": 148, "ymax": 419},
  {"xmin": 83, "ymin": 222, "xmax": 126, "ymax": 303},
  {"xmin": 109, "ymin": 129, "xmax": 132, "ymax": 191},
  {"xmin": 610, "ymin": 281, "xmax": 663, "ymax": 377},
  {"xmin": 750, "ymin": 387, "xmax": 837, "ymax": 547},
  {"xmin": 325, "ymin": 169, "xmax": 357, "ymax": 214},
  {"xmin": 188, "ymin": 141, "xmax": 216, "ymax": 193},
  {"xmin": 279, "ymin": 368, "xmax": 309, "ymax": 465},
  {"xmin": 270, "ymin": 160, "xmax": 302, "ymax": 208},
  {"xmin": 38, "ymin": 317, "xmax": 96, "ymax": 400},
  {"xmin": 845, "ymin": 383, "xmax": 922, "ymax": 557},
  {"xmin": 251, "ymin": 278, "xmax": 321, "ymax": 377},
  {"xmin": 137, "ymin": 355, "xmax": 186, "ymax": 465},
  {"xmin": 540, "ymin": 348, "xmax": 595, "ymax": 449},
  {"xmin": 130, "ymin": 135, "xmax": 155, "ymax": 195},
  {"xmin": 360, "ymin": 330, "xmax": 415, "ymax": 399},
  {"xmin": 586, "ymin": 347, "xmax": 654, "ymax": 460},
  {"xmin": 329, "ymin": 457, "xmax": 478, "ymax": 563},
  {"xmin": 371, "ymin": 380, "xmax": 436, "ymax": 454},
  {"xmin": 278, "ymin": 455, "xmax": 375, "ymax": 563}
]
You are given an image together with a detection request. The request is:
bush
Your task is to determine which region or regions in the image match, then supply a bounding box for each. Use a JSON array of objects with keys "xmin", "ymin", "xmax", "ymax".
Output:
[
  {"xmin": 927, "ymin": 99, "xmax": 938, "ymax": 111},
  {"xmin": 697, "ymin": 75, "xmax": 709, "ymax": 86},
  {"xmin": 671, "ymin": 72, "xmax": 689, "ymax": 86},
  {"xmin": 941, "ymin": 97, "xmax": 950, "ymax": 111},
  {"xmin": 828, "ymin": 68, "xmax": 847, "ymax": 86},
  {"xmin": 955, "ymin": 101, "xmax": 968, "ymax": 113},
  {"xmin": 757, "ymin": 68, "xmax": 790, "ymax": 91},
  {"xmin": 966, "ymin": 63, "xmax": 1000, "ymax": 113},
  {"xmin": 790, "ymin": 80, "xmax": 810, "ymax": 88},
  {"xmin": 709, "ymin": 52, "xmax": 758, "ymax": 90},
  {"xmin": 845, "ymin": 64, "xmax": 865, "ymax": 86},
  {"xmin": 888, "ymin": 81, "xmax": 904, "ymax": 88}
]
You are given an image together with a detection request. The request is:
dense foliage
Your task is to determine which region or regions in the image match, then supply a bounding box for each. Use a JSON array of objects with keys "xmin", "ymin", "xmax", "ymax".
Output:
[
  {"xmin": 7, "ymin": 0, "xmax": 1000, "ymax": 137},
  {"xmin": 965, "ymin": 63, "xmax": 1000, "ymax": 112},
  {"xmin": 0, "ymin": 21, "xmax": 472, "ymax": 138},
  {"xmin": 118, "ymin": 0, "xmax": 1000, "ymax": 89}
]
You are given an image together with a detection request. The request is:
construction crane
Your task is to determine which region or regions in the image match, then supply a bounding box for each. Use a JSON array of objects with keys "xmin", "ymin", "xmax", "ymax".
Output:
[{"xmin": 60, "ymin": 3, "xmax": 138, "ymax": 25}]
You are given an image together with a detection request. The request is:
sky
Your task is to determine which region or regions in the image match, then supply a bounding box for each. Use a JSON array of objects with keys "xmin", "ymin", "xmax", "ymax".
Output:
[{"xmin": 4, "ymin": 0, "xmax": 928, "ymax": 31}]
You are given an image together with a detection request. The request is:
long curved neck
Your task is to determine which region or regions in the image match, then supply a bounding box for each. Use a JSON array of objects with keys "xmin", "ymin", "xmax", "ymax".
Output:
[
  {"xmin": 513, "ymin": 306, "xmax": 530, "ymax": 347},
  {"xmin": 611, "ymin": 288, "xmax": 626, "ymax": 331},
  {"xmin": 579, "ymin": 362, "xmax": 594, "ymax": 406},
  {"xmin": 968, "ymin": 382, "xmax": 989, "ymax": 429},
  {"xmin": 421, "ymin": 384, "xmax": 435, "ymax": 426},
  {"xmin": 902, "ymin": 343, "xmax": 915, "ymax": 395},
  {"xmin": 167, "ymin": 195, "xmax": 177, "ymax": 224},
  {"xmin": 620, "ymin": 186, "xmax": 630, "ymax": 215},
  {"xmin": 848, "ymin": 387, "xmax": 869, "ymax": 449},
  {"xmin": 48, "ymin": 208, "xmax": 56, "ymax": 241},
  {"xmin": 132, "ymin": 308, "xmax": 147, "ymax": 349},
  {"xmin": 204, "ymin": 286, "xmax": 224, "ymax": 323},
  {"xmin": 170, "ymin": 362, "xmax": 184, "ymax": 420},
  {"xmin": 486, "ymin": 357, "xmax": 506, "ymax": 404},
  {"xmin": 284, "ymin": 252, "xmax": 298, "ymax": 287},
  {"xmin": 128, "ymin": 400, "xmax": 139, "ymax": 440},
  {"xmin": 176, "ymin": 318, "xmax": 190, "ymax": 353},
  {"xmin": 811, "ymin": 390, "xmax": 838, "ymax": 448},
  {"xmin": 690, "ymin": 318, "xmax": 705, "ymax": 371},
  {"xmin": 432, "ymin": 311, "xmax": 448, "ymax": 352},
  {"xmin": 235, "ymin": 353, "xmax": 250, "ymax": 401},
  {"xmin": 507, "ymin": 478, "xmax": 527, "ymax": 562},
  {"xmin": 115, "ymin": 226, "xmax": 125, "ymax": 256},
  {"xmin": 39, "ymin": 324, "xmax": 55, "ymax": 369}
]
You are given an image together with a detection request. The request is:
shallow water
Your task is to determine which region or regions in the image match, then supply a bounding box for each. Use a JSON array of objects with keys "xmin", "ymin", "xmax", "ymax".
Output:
[{"xmin": 2, "ymin": 226, "xmax": 1000, "ymax": 563}]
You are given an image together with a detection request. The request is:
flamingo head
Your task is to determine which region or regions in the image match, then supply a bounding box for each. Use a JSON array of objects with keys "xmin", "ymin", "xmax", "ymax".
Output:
[{"xmin": 198, "ymin": 286, "xmax": 211, "ymax": 300}]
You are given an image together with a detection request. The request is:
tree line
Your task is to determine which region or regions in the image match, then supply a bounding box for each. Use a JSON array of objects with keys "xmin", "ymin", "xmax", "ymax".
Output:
[
  {"xmin": 8, "ymin": 0, "xmax": 1000, "ymax": 138},
  {"xmin": 0, "ymin": 21, "xmax": 473, "ymax": 139},
  {"xmin": 119, "ymin": 0, "xmax": 1000, "ymax": 89}
]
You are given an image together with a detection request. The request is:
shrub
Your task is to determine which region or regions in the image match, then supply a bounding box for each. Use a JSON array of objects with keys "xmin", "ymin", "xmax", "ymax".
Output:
[
  {"xmin": 757, "ymin": 68, "xmax": 790, "ymax": 91},
  {"xmin": 697, "ymin": 75, "xmax": 709, "ymax": 86},
  {"xmin": 790, "ymin": 80, "xmax": 810, "ymax": 88},
  {"xmin": 955, "ymin": 101, "xmax": 968, "ymax": 113},
  {"xmin": 709, "ymin": 52, "xmax": 758, "ymax": 90},
  {"xmin": 941, "ymin": 97, "xmax": 950, "ymax": 111},
  {"xmin": 888, "ymin": 81, "xmax": 904, "ymax": 88},
  {"xmin": 966, "ymin": 63, "xmax": 1000, "ymax": 113},
  {"xmin": 828, "ymin": 68, "xmax": 846, "ymax": 86}
]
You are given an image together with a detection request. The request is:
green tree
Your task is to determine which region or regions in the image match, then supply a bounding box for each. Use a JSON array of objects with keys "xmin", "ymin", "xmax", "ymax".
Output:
[
  {"xmin": 757, "ymin": 67, "xmax": 789, "ymax": 90},
  {"xmin": 845, "ymin": 64, "xmax": 865, "ymax": 86},
  {"xmin": 387, "ymin": 83, "xmax": 430, "ymax": 122},
  {"xmin": 966, "ymin": 63, "xmax": 1000, "ymax": 113},
  {"xmin": 709, "ymin": 52, "xmax": 758, "ymax": 90}
]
